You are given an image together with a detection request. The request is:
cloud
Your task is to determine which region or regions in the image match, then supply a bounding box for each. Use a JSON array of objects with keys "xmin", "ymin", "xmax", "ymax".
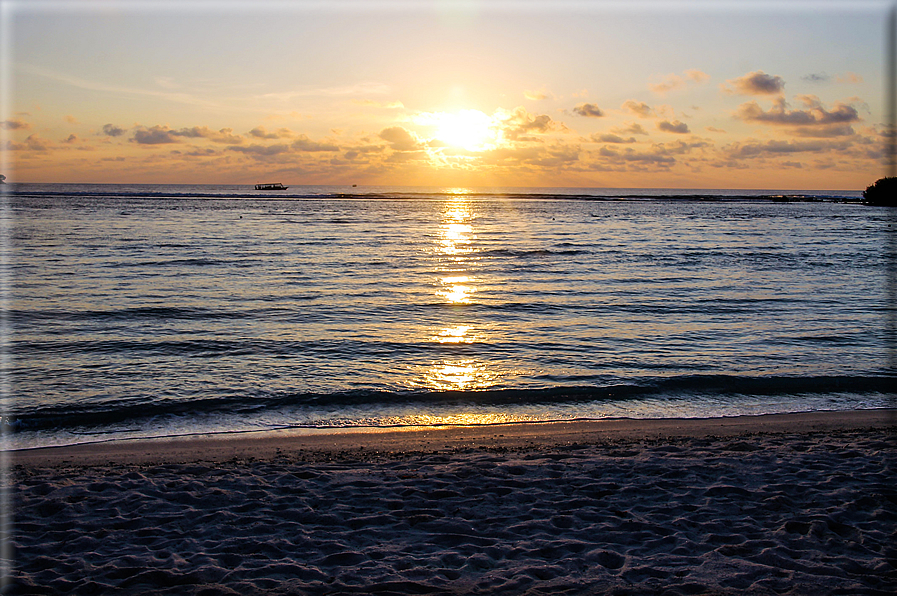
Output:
[
  {"xmin": 591, "ymin": 133, "xmax": 636, "ymax": 144},
  {"xmin": 481, "ymin": 144, "xmax": 579, "ymax": 168},
  {"xmin": 836, "ymin": 72, "xmax": 863, "ymax": 84},
  {"xmin": 650, "ymin": 69, "xmax": 710, "ymax": 95},
  {"xmin": 102, "ymin": 124, "xmax": 125, "ymax": 137},
  {"xmin": 171, "ymin": 126, "xmax": 243, "ymax": 145},
  {"xmin": 724, "ymin": 138, "xmax": 847, "ymax": 158},
  {"xmin": 495, "ymin": 106, "xmax": 565, "ymax": 140},
  {"xmin": 723, "ymin": 71, "xmax": 785, "ymax": 95},
  {"xmin": 291, "ymin": 135, "xmax": 339, "ymax": 152},
  {"xmin": 379, "ymin": 126, "xmax": 421, "ymax": 151},
  {"xmin": 131, "ymin": 125, "xmax": 180, "ymax": 144},
  {"xmin": 524, "ymin": 89, "xmax": 553, "ymax": 101},
  {"xmin": 613, "ymin": 123, "xmax": 649, "ymax": 136},
  {"xmin": 735, "ymin": 96, "xmax": 860, "ymax": 127},
  {"xmin": 62, "ymin": 134, "xmax": 79, "ymax": 144},
  {"xmin": 5, "ymin": 134, "xmax": 52, "ymax": 151},
  {"xmin": 249, "ymin": 126, "xmax": 293, "ymax": 139},
  {"xmin": 657, "ymin": 120, "xmax": 690, "ymax": 134},
  {"xmin": 802, "ymin": 73, "xmax": 830, "ymax": 83},
  {"xmin": 595, "ymin": 146, "xmax": 677, "ymax": 168},
  {"xmin": 2, "ymin": 118, "xmax": 31, "ymax": 130},
  {"xmin": 573, "ymin": 103, "xmax": 605, "ymax": 118},
  {"xmin": 227, "ymin": 143, "xmax": 291, "ymax": 157},
  {"xmin": 64, "ymin": 115, "xmax": 79, "ymax": 124},
  {"xmin": 170, "ymin": 126, "xmax": 244, "ymax": 144},
  {"xmin": 622, "ymin": 100, "xmax": 653, "ymax": 118}
]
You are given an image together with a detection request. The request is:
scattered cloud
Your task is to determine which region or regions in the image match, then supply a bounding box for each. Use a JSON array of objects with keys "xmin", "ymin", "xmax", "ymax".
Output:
[
  {"xmin": 723, "ymin": 71, "xmax": 785, "ymax": 95},
  {"xmin": 131, "ymin": 125, "xmax": 181, "ymax": 145},
  {"xmin": 249, "ymin": 126, "xmax": 293, "ymax": 139},
  {"xmin": 657, "ymin": 120, "xmax": 690, "ymax": 134},
  {"xmin": 291, "ymin": 135, "xmax": 339, "ymax": 152},
  {"xmin": 622, "ymin": 100, "xmax": 653, "ymax": 118},
  {"xmin": 226, "ymin": 143, "xmax": 291, "ymax": 157},
  {"xmin": 495, "ymin": 106, "xmax": 565, "ymax": 139},
  {"xmin": 5, "ymin": 134, "xmax": 53, "ymax": 151},
  {"xmin": 613, "ymin": 123, "xmax": 650, "ymax": 136},
  {"xmin": 650, "ymin": 69, "xmax": 710, "ymax": 95},
  {"xmin": 64, "ymin": 115, "xmax": 79, "ymax": 124},
  {"xmin": 379, "ymin": 126, "xmax": 422, "ymax": 151},
  {"xmin": 573, "ymin": 103, "xmax": 605, "ymax": 118},
  {"xmin": 836, "ymin": 72, "xmax": 863, "ymax": 84},
  {"xmin": 2, "ymin": 118, "xmax": 31, "ymax": 130},
  {"xmin": 591, "ymin": 133, "xmax": 636, "ymax": 144},
  {"xmin": 170, "ymin": 126, "xmax": 244, "ymax": 144},
  {"xmin": 802, "ymin": 73, "xmax": 830, "ymax": 83},
  {"xmin": 735, "ymin": 96, "xmax": 860, "ymax": 127},
  {"xmin": 724, "ymin": 138, "xmax": 845, "ymax": 158},
  {"xmin": 102, "ymin": 124, "xmax": 125, "ymax": 137}
]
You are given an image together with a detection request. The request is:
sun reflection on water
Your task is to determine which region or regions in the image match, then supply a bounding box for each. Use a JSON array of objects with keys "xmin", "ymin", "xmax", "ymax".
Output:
[{"xmin": 424, "ymin": 359, "xmax": 502, "ymax": 391}]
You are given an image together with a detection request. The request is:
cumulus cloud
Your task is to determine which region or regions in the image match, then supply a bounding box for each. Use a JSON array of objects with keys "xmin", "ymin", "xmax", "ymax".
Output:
[
  {"xmin": 650, "ymin": 69, "xmax": 710, "ymax": 95},
  {"xmin": 724, "ymin": 138, "xmax": 847, "ymax": 158},
  {"xmin": 132, "ymin": 125, "xmax": 180, "ymax": 144},
  {"xmin": 735, "ymin": 96, "xmax": 860, "ymax": 127},
  {"xmin": 493, "ymin": 106, "xmax": 567, "ymax": 141},
  {"xmin": 622, "ymin": 100, "xmax": 653, "ymax": 118},
  {"xmin": 249, "ymin": 126, "xmax": 293, "ymax": 139},
  {"xmin": 595, "ymin": 146, "xmax": 677, "ymax": 168},
  {"xmin": 6, "ymin": 134, "xmax": 52, "ymax": 151},
  {"xmin": 573, "ymin": 103, "xmax": 605, "ymax": 117},
  {"xmin": 291, "ymin": 135, "xmax": 339, "ymax": 152},
  {"xmin": 2, "ymin": 118, "xmax": 31, "ymax": 130},
  {"xmin": 227, "ymin": 143, "xmax": 291, "ymax": 157},
  {"xmin": 64, "ymin": 115, "xmax": 79, "ymax": 124},
  {"xmin": 613, "ymin": 123, "xmax": 649, "ymax": 136},
  {"xmin": 379, "ymin": 126, "xmax": 421, "ymax": 151},
  {"xmin": 170, "ymin": 126, "xmax": 244, "ymax": 144},
  {"xmin": 591, "ymin": 133, "xmax": 636, "ymax": 144},
  {"xmin": 102, "ymin": 124, "xmax": 125, "ymax": 137},
  {"xmin": 657, "ymin": 120, "xmax": 690, "ymax": 134},
  {"xmin": 495, "ymin": 107, "xmax": 564, "ymax": 140},
  {"xmin": 724, "ymin": 71, "xmax": 785, "ymax": 95}
]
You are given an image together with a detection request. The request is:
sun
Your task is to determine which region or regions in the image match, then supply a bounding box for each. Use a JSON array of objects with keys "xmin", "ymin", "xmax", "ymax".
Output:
[{"xmin": 426, "ymin": 109, "xmax": 499, "ymax": 152}]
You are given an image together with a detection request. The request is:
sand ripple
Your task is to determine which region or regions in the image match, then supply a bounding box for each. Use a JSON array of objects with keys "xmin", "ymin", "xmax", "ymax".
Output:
[{"xmin": 8, "ymin": 430, "xmax": 897, "ymax": 595}]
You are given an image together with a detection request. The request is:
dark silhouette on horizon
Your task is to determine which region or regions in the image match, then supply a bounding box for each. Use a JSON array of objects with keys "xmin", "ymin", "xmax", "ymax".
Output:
[{"xmin": 862, "ymin": 177, "xmax": 897, "ymax": 206}]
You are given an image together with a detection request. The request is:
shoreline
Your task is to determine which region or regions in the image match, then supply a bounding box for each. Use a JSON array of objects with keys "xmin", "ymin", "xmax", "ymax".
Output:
[{"xmin": 9, "ymin": 408, "xmax": 896, "ymax": 469}]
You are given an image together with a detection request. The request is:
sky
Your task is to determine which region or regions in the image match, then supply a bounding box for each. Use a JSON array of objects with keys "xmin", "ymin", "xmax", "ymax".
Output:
[{"xmin": 1, "ymin": 0, "xmax": 894, "ymax": 189}]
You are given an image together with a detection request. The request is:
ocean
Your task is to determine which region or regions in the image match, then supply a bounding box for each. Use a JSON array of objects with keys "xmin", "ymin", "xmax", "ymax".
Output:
[{"xmin": 2, "ymin": 184, "xmax": 894, "ymax": 450}]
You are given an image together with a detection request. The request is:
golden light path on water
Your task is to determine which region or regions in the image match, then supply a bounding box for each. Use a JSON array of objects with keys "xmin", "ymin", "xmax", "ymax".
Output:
[{"xmin": 418, "ymin": 190, "xmax": 506, "ymax": 400}]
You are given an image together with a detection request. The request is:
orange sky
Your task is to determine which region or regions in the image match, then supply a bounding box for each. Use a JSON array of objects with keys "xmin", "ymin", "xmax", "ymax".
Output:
[{"xmin": 2, "ymin": 1, "xmax": 894, "ymax": 190}]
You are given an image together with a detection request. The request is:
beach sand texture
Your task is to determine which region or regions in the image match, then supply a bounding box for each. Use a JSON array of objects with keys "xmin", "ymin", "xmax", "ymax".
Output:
[{"xmin": 6, "ymin": 411, "xmax": 897, "ymax": 595}]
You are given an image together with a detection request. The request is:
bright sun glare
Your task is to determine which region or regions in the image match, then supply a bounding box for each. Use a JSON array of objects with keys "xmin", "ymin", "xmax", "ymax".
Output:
[{"xmin": 427, "ymin": 109, "xmax": 498, "ymax": 152}]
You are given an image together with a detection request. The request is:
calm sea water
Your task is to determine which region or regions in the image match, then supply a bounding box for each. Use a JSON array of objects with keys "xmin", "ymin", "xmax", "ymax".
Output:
[{"xmin": 3, "ymin": 184, "xmax": 894, "ymax": 449}]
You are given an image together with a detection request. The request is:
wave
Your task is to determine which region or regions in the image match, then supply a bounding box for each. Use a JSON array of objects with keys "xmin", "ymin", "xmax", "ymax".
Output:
[{"xmin": 4, "ymin": 374, "xmax": 893, "ymax": 434}]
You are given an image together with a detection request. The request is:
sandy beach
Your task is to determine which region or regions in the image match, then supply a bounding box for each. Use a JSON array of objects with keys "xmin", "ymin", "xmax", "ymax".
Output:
[{"xmin": 6, "ymin": 410, "xmax": 896, "ymax": 595}]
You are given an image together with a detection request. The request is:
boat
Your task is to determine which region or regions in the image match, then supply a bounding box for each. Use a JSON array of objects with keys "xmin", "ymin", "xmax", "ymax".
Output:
[{"xmin": 255, "ymin": 182, "xmax": 288, "ymax": 191}]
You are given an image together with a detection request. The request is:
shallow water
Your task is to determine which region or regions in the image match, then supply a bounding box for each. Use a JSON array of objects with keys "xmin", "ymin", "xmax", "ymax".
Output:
[{"xmin": 4, "ymin": 184, "xmax": 894, "ymax": 448}]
